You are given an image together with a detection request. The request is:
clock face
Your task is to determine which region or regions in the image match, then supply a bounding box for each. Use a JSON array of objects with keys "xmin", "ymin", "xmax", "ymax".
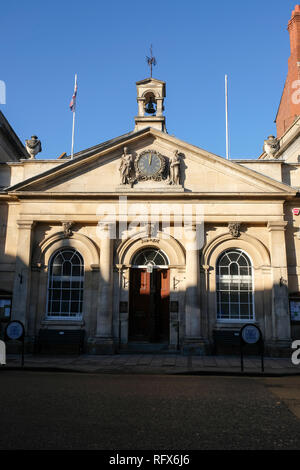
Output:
[{"xmin": 137, "ymin": 151, "xmax": 162, "ymax": 177}]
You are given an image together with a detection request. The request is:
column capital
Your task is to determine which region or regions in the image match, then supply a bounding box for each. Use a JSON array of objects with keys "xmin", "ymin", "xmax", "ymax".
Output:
[
  {"xmin": 16, "ymin": 220, "xmax": 35, "ymax": 230},
  {"xmin": 184, "ymin": 222, "xmax": 198, "ymax": 231},
  {"xmin": 267, "ymin": 221, "xmax": 288, "ymax": 232}
]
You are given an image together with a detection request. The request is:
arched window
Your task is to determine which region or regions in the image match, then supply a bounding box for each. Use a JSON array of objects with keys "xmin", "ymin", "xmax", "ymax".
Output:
[
  {"xmin": 132, "ymin": 248, "xmax": 169, "ymax": 267},
  {"xmin": 216, "ymin": 249, "xmax": 254, "ymax": 321},
  {"xmin": 47, "ymin": 248, "xmax": 84, "ymax": 319}
]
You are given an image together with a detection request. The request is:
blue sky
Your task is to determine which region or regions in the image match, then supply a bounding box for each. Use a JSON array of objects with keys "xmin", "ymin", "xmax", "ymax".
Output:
[{"xmin": 0, "ymin": 0, "xmax": 297, "ymax": 159}]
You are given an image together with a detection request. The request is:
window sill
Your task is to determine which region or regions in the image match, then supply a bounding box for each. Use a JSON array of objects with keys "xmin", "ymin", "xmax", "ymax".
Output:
[
  {"xmin": 41, "ymin": 319, "xmax": 85, "ymax": 326},
  {"xmin": 216, "ymin": 319, "xmax": 256, "ymax": 324}
]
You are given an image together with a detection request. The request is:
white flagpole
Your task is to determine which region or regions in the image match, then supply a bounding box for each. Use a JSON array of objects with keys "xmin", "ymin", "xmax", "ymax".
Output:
[
  {"xmin": 71, "ymin": 73, "xmax": 77, "ymax": 160},
  {"xmin": 225, "ymin": 74, "xmax": 230, "ymax": 160}
]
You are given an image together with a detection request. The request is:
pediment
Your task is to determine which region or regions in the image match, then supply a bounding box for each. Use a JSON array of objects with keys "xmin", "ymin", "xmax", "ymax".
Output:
[{"xmin": 7, "ymin": 128, "xmax": 295, "ymax": 196}]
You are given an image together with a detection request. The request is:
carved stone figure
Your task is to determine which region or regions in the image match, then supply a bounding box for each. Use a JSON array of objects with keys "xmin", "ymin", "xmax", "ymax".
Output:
[
  {"xmin": 145, "ymin": 222, "xmax": 158, "ymax": 238},
  {"xmin": 228, "ymin": 222, "xmax": 241, "ymax": 238},
  {"xmin": 169, "ymin": 150, "xmax": 181, "ymax": 185},
  {"xmin": 25, "ymin": 135, "xmax": 42, "ymax": 159},
  {"xmin": 119, "ymin": 147, "xmax": 135, "ymax": 185},
  {"xmin": 263, "ymin": 135, "xmax": 280, "ymax": 159},
  {"xmin": 62, "ymin": 221, "xmax": 74, "ymax": 238}
]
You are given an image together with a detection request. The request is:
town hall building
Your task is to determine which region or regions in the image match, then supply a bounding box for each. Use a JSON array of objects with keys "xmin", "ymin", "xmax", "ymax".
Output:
[{"xmin": 1, "ymin": 6, "xmax": 300, "ymax": 356}]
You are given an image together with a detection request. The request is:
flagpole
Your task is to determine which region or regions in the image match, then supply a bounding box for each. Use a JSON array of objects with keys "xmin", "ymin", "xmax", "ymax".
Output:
[
  {"xmin": 71, "ymin": 73, "xmax": 77, "ymax": 160},
  {"xmin": 225, "ymin": 74, "xmax": 229, "ymax": 160}
]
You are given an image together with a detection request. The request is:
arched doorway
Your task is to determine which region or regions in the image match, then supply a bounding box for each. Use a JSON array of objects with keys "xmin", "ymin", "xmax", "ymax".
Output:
[{"xmin": 129, "ymin": 248, "xmax": 170, "ymax": 343}]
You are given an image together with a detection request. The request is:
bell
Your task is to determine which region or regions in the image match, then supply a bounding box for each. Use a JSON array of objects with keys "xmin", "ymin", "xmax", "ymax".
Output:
[{"xmin": 145, "ymin": 97, "xmax": 156, "ymax": 114}]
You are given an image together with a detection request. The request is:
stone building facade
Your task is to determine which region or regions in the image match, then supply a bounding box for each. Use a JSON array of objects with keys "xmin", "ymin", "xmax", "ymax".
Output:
[{"xmin": 1, "ymin": 7, "xmax": 300, "ymax": 356}]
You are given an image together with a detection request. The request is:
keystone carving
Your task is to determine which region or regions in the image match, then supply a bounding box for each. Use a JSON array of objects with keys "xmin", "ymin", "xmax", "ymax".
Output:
[
  {"xmin": 62, "ymin": 221, "xmax": 74, "ymax": 238},
  {"xmin": 228, "ymin": 222, "xmax": 242, "ymax": 238}
]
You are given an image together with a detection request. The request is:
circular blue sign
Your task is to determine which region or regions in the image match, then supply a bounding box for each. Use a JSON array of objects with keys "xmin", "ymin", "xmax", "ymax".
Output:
[
  {"xmin": 241, "ymin": 324, "xmax": 261, "ymax": 344},
  {"xmin": 6, "ymin": 321, "xmax": 24, "ymax": 340}
]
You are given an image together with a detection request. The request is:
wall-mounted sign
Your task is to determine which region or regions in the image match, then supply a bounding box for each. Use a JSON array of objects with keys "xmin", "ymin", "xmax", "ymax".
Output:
[
  {"xmin": 293, "ymin": 208, "xmax": 300, "ymax": 216},
  {"xmin": 290, "ymin": 300, "xmax": 300, "ymax": 322}
]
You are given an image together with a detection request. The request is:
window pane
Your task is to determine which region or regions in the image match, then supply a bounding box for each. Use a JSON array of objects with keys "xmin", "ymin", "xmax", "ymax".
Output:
[
  {"xmin": 230, "ymin": 263, "xmax": 239, "ymax": 275},
  {"xmin": 53, "ymin": 253, "xmax": 64, "ymax": 264},
  {"xmin": 240, "ymin": 304, "xmax": 250, "ymax": 317},
  {"xmin": 220, "ymin": 266, "xmax": 228, "ymax": 275},
  {"xmin": 61, "ymin": 301, "xmax": 69, "ymax": 313},
  {"xmin": 51, "ymin": 301, "xmax": 60, "ymax": 313},
  {"xmin": 218, "ymin": 281, "xmax": 230, "ymax": 291},
  {"xmin": 72, "ymin": 265, "xmax": 81, "ymax": 276},
  {"xmin": 71, "ymin": 290, "xmax": 80, "ymax": 301},
  {"xmin": 239, "ymin": 256, "xmax": 248, "ymax": 266},
  {"xmin": 52, "ymin": 289, "xmax": 61, "ymax": 300},
  {"xmin": 230, "ymin": 282, "xmax": 239, "ymax": 290},
  {"xmin": 240, "ymin": 267, "xmax": 249, "ymax": 276},
  {"xmin": 71, "ymin": 301, "xmax": 79, "ymax": 313},
  {"xmin": 240, "ymin": 292, "xmax": 249, "ymax": 303},
  {"xmin": 228, "ymin": 252, "xmax": 240, "ymax": 262},
  {"xmin": 62, "ymin": 290, "xmax": 70, "ymax": 300},
  {"xmin": 63, "ymin": 261, "xmax": 72, "ymax": 276},
  {"xmin": 52, "ymin": 265, "xmax": 61, "ymax": 276},
  {"xmin": 240, "ymin": 282, "xmax": 250, "ymax": 291},
  {"xmin": 218, "ymin": 303, "xmax": 229, "ymax": 318},
  {"xmin": 230, "ymin": 303, "xmax": 239, "ymax": 317},
  {"xmin": 221, "ymin": 292, "xmax": 229, "ymax": 303},
  {"xmin": 62, "ymin": 281, "xmax": 70, "ymax": 290},
  {"xmin": 62, "ymin": 251, "xmax": 74, "ymax": 261},
  {"xmin": 230, "ymin": 292, "xmax": 239, "ymax": 303}
]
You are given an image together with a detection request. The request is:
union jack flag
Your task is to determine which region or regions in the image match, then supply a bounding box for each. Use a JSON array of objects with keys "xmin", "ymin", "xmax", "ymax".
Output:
[{"xmin": 69, "ymin": 77, "xmax": 77, "ymax": 112}]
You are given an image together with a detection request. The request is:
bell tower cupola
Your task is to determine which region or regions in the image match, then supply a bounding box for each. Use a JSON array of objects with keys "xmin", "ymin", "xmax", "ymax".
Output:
[{"xmin": 134, "ymin": 78, "xmax": 166, "ymax": 132}]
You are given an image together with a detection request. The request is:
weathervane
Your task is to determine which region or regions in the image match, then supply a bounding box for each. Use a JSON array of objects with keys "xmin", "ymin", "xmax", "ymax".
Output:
[{"xmin": 146, "ymin": 44, "xmax": 157, "ymax": 78}]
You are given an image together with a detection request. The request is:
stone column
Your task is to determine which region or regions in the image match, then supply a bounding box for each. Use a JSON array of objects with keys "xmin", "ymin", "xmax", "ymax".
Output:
[
  {"xmin": 95, "ymin": 227, "xmax": 114, "ymax": 353},
  {"xmin": 156, "ymin": 98, "xmax": 163, "ymax": 116},
  {"xmin": 137, "ymin": 98, "xmax": 145, "ymax": 116},
  {"xmin": 184, "ymin": 226, "xmax": 205, "ymax": 353},
  {"xmin": 11, "ymin": 221, "xmax": 35, "ymax": 327},
  {"xmin": 267, "ymin": 221, "xmax": 291, "ymax": 347}
]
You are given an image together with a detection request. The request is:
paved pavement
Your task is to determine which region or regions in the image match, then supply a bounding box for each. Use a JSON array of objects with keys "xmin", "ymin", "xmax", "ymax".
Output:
[{"xmin": 3, "ymin": 353, "xmax": 300, "ymax": 375}]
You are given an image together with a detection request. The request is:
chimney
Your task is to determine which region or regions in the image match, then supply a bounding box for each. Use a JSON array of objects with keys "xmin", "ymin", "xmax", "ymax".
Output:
[{"xmin": 276, "ymin": 5, "xmax": 300, "ymax": 137}]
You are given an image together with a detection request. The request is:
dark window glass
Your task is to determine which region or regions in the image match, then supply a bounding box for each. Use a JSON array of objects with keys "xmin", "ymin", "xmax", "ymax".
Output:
[
  {"xmin": 217, "ymin": 249, "xmax": 254, "ymax": 321},
  {"xmin": 132, "ymin": 249, "xmax": 168, "ymax": 266},
  {"xmin": 47, "ymin": 249, "xmax": 84, "ymax": 319}
]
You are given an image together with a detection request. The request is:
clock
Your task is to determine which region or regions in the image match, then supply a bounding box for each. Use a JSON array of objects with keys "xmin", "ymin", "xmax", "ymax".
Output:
[{"xmin": 136, "ymin": 150, "xmax": 166, "ymax": 181}]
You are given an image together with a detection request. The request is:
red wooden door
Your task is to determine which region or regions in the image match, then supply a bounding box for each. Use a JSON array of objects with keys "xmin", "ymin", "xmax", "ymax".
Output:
[
  {"xmin": 158, "ymin": 269, "xmax": 170, "ymax": 342},
  {"xmin": 129, "ymin": 268, "xmax": 170, "ymax": 342},
  {"xmin": 129, "ymin": 269, "xmax": 151, "ymax": 340}
]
